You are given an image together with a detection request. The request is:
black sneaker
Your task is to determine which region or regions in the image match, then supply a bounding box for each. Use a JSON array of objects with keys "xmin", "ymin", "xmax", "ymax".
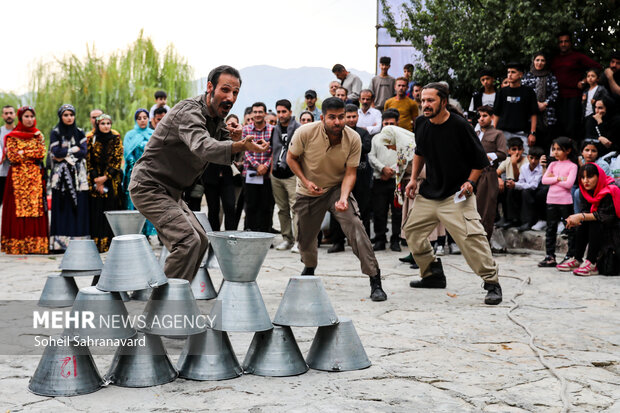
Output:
[
  {"xmin": 409, "ymin": 259, "xmax": 446, "ymax": 288},
  {"xmin": 399, "ymin": 253, "xmax": 414, "ymax": 263},
  {"xmin": 301, "ymin": 266, "xmax": 315, "ymax": 276},
  {"xmin": 369, "ymin": 273, "xmax": 387, "ymax": 301},
  {"xmin": 390, "ymin": 240, "xmax": 401, "ymax": 252},
  {"xmin": 538, "ymin": 255, "xmax": 557, "ymax": 267},
  {"xmin": 327, "ymin": 243, "xmax": 345, "ymax": 253},
  {"xmin": 483, "ymin": 282, "xmax": 502, "ymax": 305},
  {"xmin": 373, "ymin": 240, "xmax": 386, "ymax": 251}
]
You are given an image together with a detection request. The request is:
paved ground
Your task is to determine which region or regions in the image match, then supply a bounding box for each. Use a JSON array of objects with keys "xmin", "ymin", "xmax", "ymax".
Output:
[{"xmin": 1, "ymin": 236, "xmax": 619, "ymax": 412}]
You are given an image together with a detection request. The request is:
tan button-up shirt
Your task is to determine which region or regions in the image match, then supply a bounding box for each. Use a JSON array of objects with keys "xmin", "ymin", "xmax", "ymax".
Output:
[
  {"xmin": 288, "ymin": 121, "xmax": 361, "ymax": 197},
  {"xmin": 130, "ymin": 95, "xmax": 233, "ymax": 200}
]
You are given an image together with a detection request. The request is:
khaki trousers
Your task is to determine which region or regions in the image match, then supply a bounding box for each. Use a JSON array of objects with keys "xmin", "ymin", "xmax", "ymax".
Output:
[
  {"xmin": 130, "ymin": 182, "xmax": 208, "ymax": 282},
  {"xmin": 293, "ymin": 186, "xmax": 379, "ymax": 276},
  {"xmin": 271, "ymin": 175, "xmax": 297, "ymax": 243},
  {"xmin": 403, "ymin": 194, "xmax": 499, "ymax": 283}
]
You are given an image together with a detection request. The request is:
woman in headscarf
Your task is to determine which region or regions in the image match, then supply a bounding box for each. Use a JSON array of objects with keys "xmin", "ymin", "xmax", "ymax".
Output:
[
  {"xmin": 1, "ymin": 106, "xmax": 48, "ymax": 254},
  {"xmin": 522, "ymin": 52, "xmax": 559, "ymax": 152},
  {"xmin": 123, "ymin": 108, "xmax": 156, "ymax": 236},
  {"xmin": 49, "ymin": 104, "xmax": 89, "ymax": 252},
  {"xmin": 86, "ymin": 113, "xmax": 123, "ymax": 252}
]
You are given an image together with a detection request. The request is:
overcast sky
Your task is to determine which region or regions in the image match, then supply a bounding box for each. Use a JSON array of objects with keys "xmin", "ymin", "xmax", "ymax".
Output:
[{"xmin": 1, "ymin": 0, "xmax": 379, "ymax": 94}]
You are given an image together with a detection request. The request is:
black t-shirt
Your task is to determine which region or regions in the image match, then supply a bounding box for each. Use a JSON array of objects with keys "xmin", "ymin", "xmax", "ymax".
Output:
[
  {"xmin": 494, "ymin": 85, "xmax": 538, "ymax": 133},
  {"xmin": 415, "ymin": 114, "xmax": 490, "ymax": 199}
]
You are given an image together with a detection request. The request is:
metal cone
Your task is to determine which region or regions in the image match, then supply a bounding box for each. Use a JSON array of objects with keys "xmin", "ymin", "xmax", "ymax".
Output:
[
  {"xmin": 205, "ymin": 245, "xmax": 220, "ymax": 269},
  {"xmin": 140, "ymin": 279, "xmax": 206, "ymax": 337},
  {"xmin": 177, "ymin": 328, "xmax": 242, "ymax": 381},
  {"xmin": 119, "ymin": 291, "xmax": 131, "ymax": 302},
  {"xmin": 96, "ymin": 234, "xmax": 167, "ymax": 292},
  {"xmin": 105, "ymin": 332, "xmax": 177, "ymax": 387},
  {"xmin": 191, "ymin": 267, "xmax": 217, "ymax": 300},
  {"xmin": 243, "ymin": 326, "xmax": 308, "ymax": 377},
  {"xmin": 63, "ymin": 286, "xmax": 136, "ymax": 340},
  {"xmin": 306, "ymin": 317, "xmax": 371, "ymax": 372},
  {"xmin": 59, "ymin": 239, "xmax": 103, "ymax": 274},
  {"xmin": 158, "ymin": 245, "xmax": 170, "ymax": 268},
  {"xmin": 210, "ymin": 280, "xmax": 273, "ymax": 332},
  {"xmin": 38, "ymin": 274, "xmax": 79, "ymax": 308},
  {"xmin": 207, "ymin": 231, "xmax": 275, "ymax": 282},
  {"xmin": 273, "ymin": 276, "xmax": 339, "ymax": 327},
  {"xmin": 131, "ymin": 288, "xmax": 153, "ymax": 301},
  {"xmin": 193, "ymin": 211, "xmax": 213, "ymax": 233},
  {"xmin": 104, "ymin": 210, "xmax": 146, "ymax": 236},
  {"xmin": 28, "ymin": 336, "xmax": 104, "ymax": 396}
]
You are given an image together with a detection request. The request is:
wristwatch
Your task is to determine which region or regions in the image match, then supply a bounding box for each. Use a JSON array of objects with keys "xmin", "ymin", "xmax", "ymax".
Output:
[{"xmin": 466, "ymin": 179, "xmax": 477, "ymax": 190}]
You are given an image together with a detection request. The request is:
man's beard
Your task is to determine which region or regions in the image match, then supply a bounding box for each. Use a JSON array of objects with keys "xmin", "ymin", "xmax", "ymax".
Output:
[
  {"xmin": 423, "ymin": 107, "xmax": 441, "ymax": 118},
  {"xmin": 5, "ymin": 118, "xmax": 13, "ymax": 124}
]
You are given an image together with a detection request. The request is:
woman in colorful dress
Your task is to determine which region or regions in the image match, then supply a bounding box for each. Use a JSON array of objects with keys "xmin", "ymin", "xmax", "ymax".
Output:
[
  {"xmin": 123, "ymin": 108, "xmax": 156, "ymax": 236},
  {"xmin": 86, "ymin": 114, "xmax": 123, "ymax": 252},
  {"xmin": 1, "ymin": 106, "xmax": 48, "ymax": 254},
  {"xmin": 49, "ymin": 104, "xmax": 89, "ymax": 251}
]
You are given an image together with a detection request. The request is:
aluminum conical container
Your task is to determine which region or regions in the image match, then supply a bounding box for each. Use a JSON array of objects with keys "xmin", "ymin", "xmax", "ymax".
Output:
[
  {"xmin": 205, "ymin": 245, "xmax": 219, "ymax": 270},
  {"xmin": 63, "ymin": 286, "xmax": 136, "ymax": 340},
  {"xmin": 38, "ymin": 274, "xmax": 79, "ymax": 308},
  {"xmin": 105, "ymin": 332, "xmax": 177, "ymax": 387},
  {"xmin": 191, "ymin": 267, "xmax": 217, "ymax": 300},
  {"xmin": 131, "ymin": 288, "xmax": 153, "ymax": 301},
  {"xmin": 158, "ymin": 245, "xmax": 170, "ymax": 268},
  {"xmin": 306, "ymin": 317, "xmax": 371, "ymax": 372},
  {"xmin": 28, "ymin": 336, "xmax": 104, "ymax": 396},
  {"xmin": 273, "ymin": 276, "xmax": 339, "ymax": 327},
  {"xmin": 177, "ymin": 328, "xmax": 242, "ymax": 381},
  {"xmin": 96, "ymin": 234, "xmax": 168, "ymax": 292},
  {"xmin": 59, "ymin": 239, "xmax": 103, "ymax": 275},
  {"xmin": 193, "ymin": 211, "xmax": 213, "ymax": 233},
  {"xmin": 140, "ymin": 279, "xmax": 206, "ymax": 337},
  {"xmin": 210, "ymin": 280, "xmax": 272, "ymax": 332},
  {"xmin": 104, "ymin": 210, "xmax": 146, "ymax": 236},
  {"xmin": 206, "ymin": 231, "xmax": 275, "ymax": 282},
  {"xmin": 243, "ymin": 326, "xmax": 308, "ymax": 377}
]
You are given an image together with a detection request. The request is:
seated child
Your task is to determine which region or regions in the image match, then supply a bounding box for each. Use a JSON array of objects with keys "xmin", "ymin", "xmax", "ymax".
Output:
[
  {"xmin": 514, "ymin": 146, "xmax": 545, "ymax": 231},
  {"xmin": 496, "ymin": 137, "xmax": 528, "ymax": 228}
]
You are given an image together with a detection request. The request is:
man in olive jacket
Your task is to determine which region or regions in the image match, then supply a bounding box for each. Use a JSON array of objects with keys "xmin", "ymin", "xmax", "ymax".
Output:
[{"xmin": 129, "ymin": 66, "xmax": 269, "ymax": 282}]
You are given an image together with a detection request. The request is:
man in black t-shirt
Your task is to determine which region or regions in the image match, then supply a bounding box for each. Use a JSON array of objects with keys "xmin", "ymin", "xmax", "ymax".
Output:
[
  {"xmin": 271, "ymin": 99, "xmax": 301, "ymax": 251},
  {"xmin": 493, "ymin": 62, "xmax": 537, "ymax": 153},
  {"xmin": 403, "ymin": 83, "xmax": 503, "ymax": 305}
]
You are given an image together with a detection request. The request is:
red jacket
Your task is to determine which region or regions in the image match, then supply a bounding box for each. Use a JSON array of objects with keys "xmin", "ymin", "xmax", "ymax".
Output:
[{"xmin": 551, "ymin": 51, "xmax": 601, "ymax": 99}]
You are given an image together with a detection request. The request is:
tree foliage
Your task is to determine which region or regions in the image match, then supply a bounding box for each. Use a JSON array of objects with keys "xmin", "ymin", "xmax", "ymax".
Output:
[
  {"xmin": 27, "ymin": 30, "xmax": 193, "ymax": 137},
  {"xmin": 381, "ymin": 0, "xmax": 620, "ymax": 104}
]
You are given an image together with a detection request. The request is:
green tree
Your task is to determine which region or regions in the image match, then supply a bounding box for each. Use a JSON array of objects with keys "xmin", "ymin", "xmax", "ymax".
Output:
[
  {"xmin": 381, "ymin": 0, "xmax": 620, "ymax": 104},
  {"xmin": 28, "ymin": 30, "xmax": 193, "ymax": 138}
]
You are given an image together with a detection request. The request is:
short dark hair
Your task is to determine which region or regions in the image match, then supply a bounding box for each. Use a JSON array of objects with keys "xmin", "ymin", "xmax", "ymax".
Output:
[
  {"xmin": 528, "ymin": 146, "xmax": 544, "ymax": 159},
  {"xmin": 477, "ymin": 105, "xmax": 494, "ymax": 116},
  {"xmin": 336, "ymin": 86, "xmax": 348, "ymax": 95},
  {"xmin": 507, "ymin": 137, "xmax": 524, "ymax": 149},
  {"xmin": 299, "ymin": 110, "xmax": 314, "ymax": 121},
  {"xmin": 345, "ymin": 104, "xmax": 359, "ymax": 113},
  {"xmin": 557, "ymin": 31, "xmax": 572, "ymax": 40},
  {"xmin": 208, "ymin": 65, "xmax": 242, "ymax": 88},
  {"xmin": 251, "ymin": 102, "xmax": 267, "ymax": 112},
  {"xmin": 360, "ymin": 89, "xmax": 374, "ymax": 98},
  {"xmin": 244, "ymin": 106, "xmax": 253, "ymax": 116},
  {"xmin": 321, "ymin": 97, "xmax": 345, "ymax": 114},
  {"xmin": 153, "ymin": 106, "xmax": 168, "ymax": 116},
  {"xmin": 611, "ymin": 51, "xmax": 620, "ymax": 61},
  {"xmin": 154, "ymin": 90, "xmax": 167, "ymax": 99},
  {"xmin": 403, "ymin": 63, "xmax": 414, "ymax": 71},
  {"xmin": 422, "ymin": 82, "xmax": 449, "ymax": 102},
  {"xmin": 382, "ymin": 109, "xmax": 400, "ymax": 122},
  {"xmin": 275, "ymin": 99, "xmax": 292, "ymax": 111},
  {"xmin": 379, "ymin": 56, "xmax": 391, "ymax": 65},
  {"xmin": 479, "ymin": 68, "xmax": 494, "ymax": 78},
  {"xmin": 332, "ymin": 64, "xmax": 345, "ymax": 73},
  {"xmin": 506, "ymin": 61, "xmax": 525, "ymax": 72}
]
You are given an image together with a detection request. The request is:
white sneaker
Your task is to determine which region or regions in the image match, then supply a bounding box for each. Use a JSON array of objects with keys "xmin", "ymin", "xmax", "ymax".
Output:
[
  {"xmin": 276, "ymin": 240, "xmax": 293, "ymax": 251},
  {"xmin": 449, "ymin": 242, "xmax": 461, "ymax": 255},
  {"xmin": 557, "ymin": 222, "xmax": 565, "ymax": 234},
  {"xmin": 531, "ymin": 220, "xmax": 547, "ymax": 231},
  {"xmin": 291, "ymin": 242, "xmax": 299, "ymax": 254},
  {"xmin": 435, "ymin": 245, "xmax": 445, "ymax": 256}
]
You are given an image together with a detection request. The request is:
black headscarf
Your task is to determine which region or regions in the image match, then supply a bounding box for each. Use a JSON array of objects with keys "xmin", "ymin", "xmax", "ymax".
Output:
[
  {"xmin": 56, "ymin": 104, "xmax": 79, "ymax": 141},
  {"xmin": 94, "ymin": 114, "xmax": 114, "ymax": 145}
]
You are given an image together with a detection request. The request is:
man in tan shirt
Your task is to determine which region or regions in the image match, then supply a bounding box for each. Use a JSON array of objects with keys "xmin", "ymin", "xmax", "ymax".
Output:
[
  {"xmin": 130, "ymin": 66, "xmax": 268, "ymax": 282},
  {"xmin": 287, "ymin": 97, "xmax": 387, "ymax": 301}
]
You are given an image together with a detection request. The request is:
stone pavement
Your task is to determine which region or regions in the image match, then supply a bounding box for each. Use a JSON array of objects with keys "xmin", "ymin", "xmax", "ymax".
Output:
[{"xmin": 1, "ymin": 240, "xmax": 619, "ymax": 412}]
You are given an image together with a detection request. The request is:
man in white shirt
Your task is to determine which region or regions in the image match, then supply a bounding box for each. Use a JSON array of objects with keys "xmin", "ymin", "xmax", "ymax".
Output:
[
  {"xmin": 0, "ymin": 105, "xmax": 16, "ymax": 205},
  {"xmin": 357, "ymin": 89, "xmax": 382, "ymax": 135}
]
